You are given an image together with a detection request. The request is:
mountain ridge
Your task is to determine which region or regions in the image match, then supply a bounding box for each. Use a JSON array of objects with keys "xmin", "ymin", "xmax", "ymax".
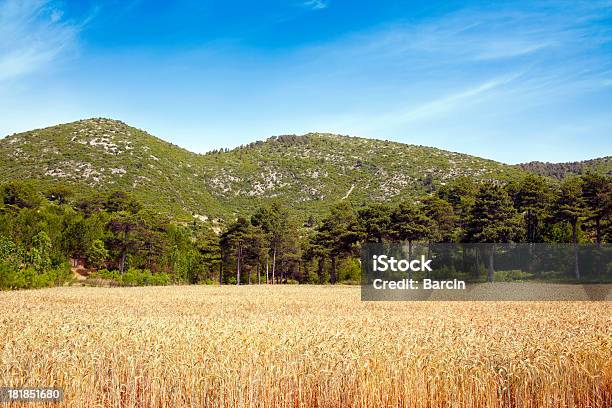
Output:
[
  {"xmin": 514, "ymin": 157, "xmax": 611, "ymax": 179},
  {"xmin": 1, "ymin": 118, "xmax": 609, "ymax": 221}
]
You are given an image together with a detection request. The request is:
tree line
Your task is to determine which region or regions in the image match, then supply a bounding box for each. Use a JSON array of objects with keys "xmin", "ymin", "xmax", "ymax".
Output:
[{"xmin": 0, "ymin": 172, "xmax": 609, "ymax": 289}]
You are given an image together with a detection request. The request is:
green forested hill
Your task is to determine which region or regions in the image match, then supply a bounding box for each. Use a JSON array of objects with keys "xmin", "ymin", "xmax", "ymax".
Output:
[
  {"xmin": 0, "ymin": 118, "xmax": 220, "ymax": 219},
  {"xmin": 0, "ymin": 117, "xmax": 567, "ymax": 220},
  {"xmin": 201, "ymin": 133, "xmax": 527, "ymax": 218},
  {"xmin": 514, "ymin": 157, "xmax": 611, "ymax": 179}
]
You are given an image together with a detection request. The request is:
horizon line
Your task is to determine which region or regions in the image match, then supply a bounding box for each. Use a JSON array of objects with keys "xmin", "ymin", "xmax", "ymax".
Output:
[{"xmin": 1, "ymin": 116, "xmax": 610, "ymax": 167}]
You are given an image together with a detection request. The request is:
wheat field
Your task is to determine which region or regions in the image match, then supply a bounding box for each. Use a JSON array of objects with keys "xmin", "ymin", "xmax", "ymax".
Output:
[{"xmin": 1, "ymin": 286, "xmax": 611, "ymax": 407}]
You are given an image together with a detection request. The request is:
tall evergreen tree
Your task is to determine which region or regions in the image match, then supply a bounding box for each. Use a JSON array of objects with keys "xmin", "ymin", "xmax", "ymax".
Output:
[
  {"xmin": 552, "ymin": 177, "xmax": 586, "ymax": 279},
  {"xmin": 422, "ymin": 196, "xmax": 456, "ymax": 243},
  {"xmin": 437, "ymin": 176, "xmax": 477, "ymax": 233},
  {"xmin": 303, "ymin": 233, "xmax": 328, "ymax": 284},
  {"xmin": 389, "ymin": 201, "xmax": 431, "ymax": 260},
  {"xmin": 195, "ymin": 226, "xmax": 221, "ymax": 284},
  {"xmin": 315, "ymin": 202, "xmax": 362, "ymax": 284},
  {"xmin": 357, "ymin": 204, "xmax": 392, "ymax": 243},
  {"xmin": 251, "ymin": 202, "xmax": 294, "ymax": 284},
  {"xmin": 220, "ymin": 217, "xmax": 251, "ymax": 285},
  {"xmin": 465, "ymin": 183, "xmax": 522, "ymax": 282},
  {"xmin": 509, "ymin": 174, "xmax": 552, "ymax": 243},
  {"xmin": 107, "ymin": 211, "xmax": 145, "ymax": 273},
  {"xmin": 580, "ymin": 173, "xmax": 611, "ymax": 245}
]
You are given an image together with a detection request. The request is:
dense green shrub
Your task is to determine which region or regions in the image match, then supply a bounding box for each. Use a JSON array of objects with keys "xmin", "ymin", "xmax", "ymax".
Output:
[
  {"xmin": 494, "ymin": 269, "xmax": 534, "ymax": 282},
  {"xmin": 337, "ymin": 258, "xmax": 361, "ymax": 283},
  {"xmin": 90, "ymin": 268, "xmax": 171, "ymax": 286},
  {"xmin": 0, "ymin": 235, "xmax": 72, "ymax": 290}
]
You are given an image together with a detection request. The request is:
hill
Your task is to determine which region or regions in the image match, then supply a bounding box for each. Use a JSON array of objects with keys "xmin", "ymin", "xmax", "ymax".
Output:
[
  {"xmin": 514, "ymin": 157, "xmax": 611, "ymax": 179},
  {"xmin": 0, "ymin": 118, "xmax": 541, "ymax": 220},
  {"xmin": 0, "ymin": 118, "xmax": 220, "ymax": 219},
  {"xmin": 200, "ymin": 133, "xmax": 527, "ymax": 218}
]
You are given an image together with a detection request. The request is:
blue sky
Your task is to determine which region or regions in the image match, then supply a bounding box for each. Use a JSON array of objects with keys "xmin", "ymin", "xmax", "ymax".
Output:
[{"xmin": 0, "ymin": 0, "xmax": 611, "ymax": 163}]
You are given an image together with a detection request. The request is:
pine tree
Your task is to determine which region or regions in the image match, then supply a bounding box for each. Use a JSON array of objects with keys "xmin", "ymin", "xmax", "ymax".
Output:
[
  {"xmin": 220, "ymin": 217, "xmax": 251, "ymax": 285},
  {"xmin": 195, "ymin": 226, "xmax": 221, "ymax": 284},
  {"xmin": 552, "ymin": 177, "xmax": 586, "ymax": 279},
  {"xmin": 315, "ymin": 202, "xmax": 362, "ymax": 284},
  {"xmin": 580, "ymin": 173, "xmax": 611, "ymax": 245},
  {"xmin": 437, "ymin": 176, "xmax": 477, "ymax": 235},
  {"xmin": 357, "ymin": 204, "xmax": 392, "ymax": 243},
  {"xmin": 251, "ymin": 202, "xmax": 292, "ymax": 284},
  {"xmin": 422, "ymin": 196, "xmax": 456, "ymax": 243},
  {"xmin": 389, "ymin": 201, "xmax": 431, "ymax": 260},
  {"xmin": 510, "ymin": 174, "xmax": 552, "ymax": 243},
  {"xmin": 465, "ymin": 183, "xmax": 522, "ymax": 282},
  {"xmin": 107, "ymin": 211, "xmax": 145, "ymax": 274}
]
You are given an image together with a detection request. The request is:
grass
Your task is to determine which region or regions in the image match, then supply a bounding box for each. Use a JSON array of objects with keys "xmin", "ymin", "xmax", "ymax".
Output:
[{"xmin": 1, "ymin": 285, "xmax": 611, "ymax": 407}]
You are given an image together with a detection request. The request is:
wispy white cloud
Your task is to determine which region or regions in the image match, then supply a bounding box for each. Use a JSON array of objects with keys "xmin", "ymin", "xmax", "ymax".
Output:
[
  {"xmin": 0, "ymin": 0, "xmax": 81, "ymax": 81},
  {"xmin": 340, "ymin": 6, "xmax": 612, "ymax": 64},
  {"xmin": 285, "ymin": 3, "xmax": 612, "ymax": 131},
  {"xmin": 302, "ymin": 0, "xmax": 328, "ymax": 11},
  {"xmin": 343, "ymin": 72, "xmax": 524, "ymax": 135},
  {"xmin": 391, "ymin": 74, "xmax": 522, "ymax": 123}
]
